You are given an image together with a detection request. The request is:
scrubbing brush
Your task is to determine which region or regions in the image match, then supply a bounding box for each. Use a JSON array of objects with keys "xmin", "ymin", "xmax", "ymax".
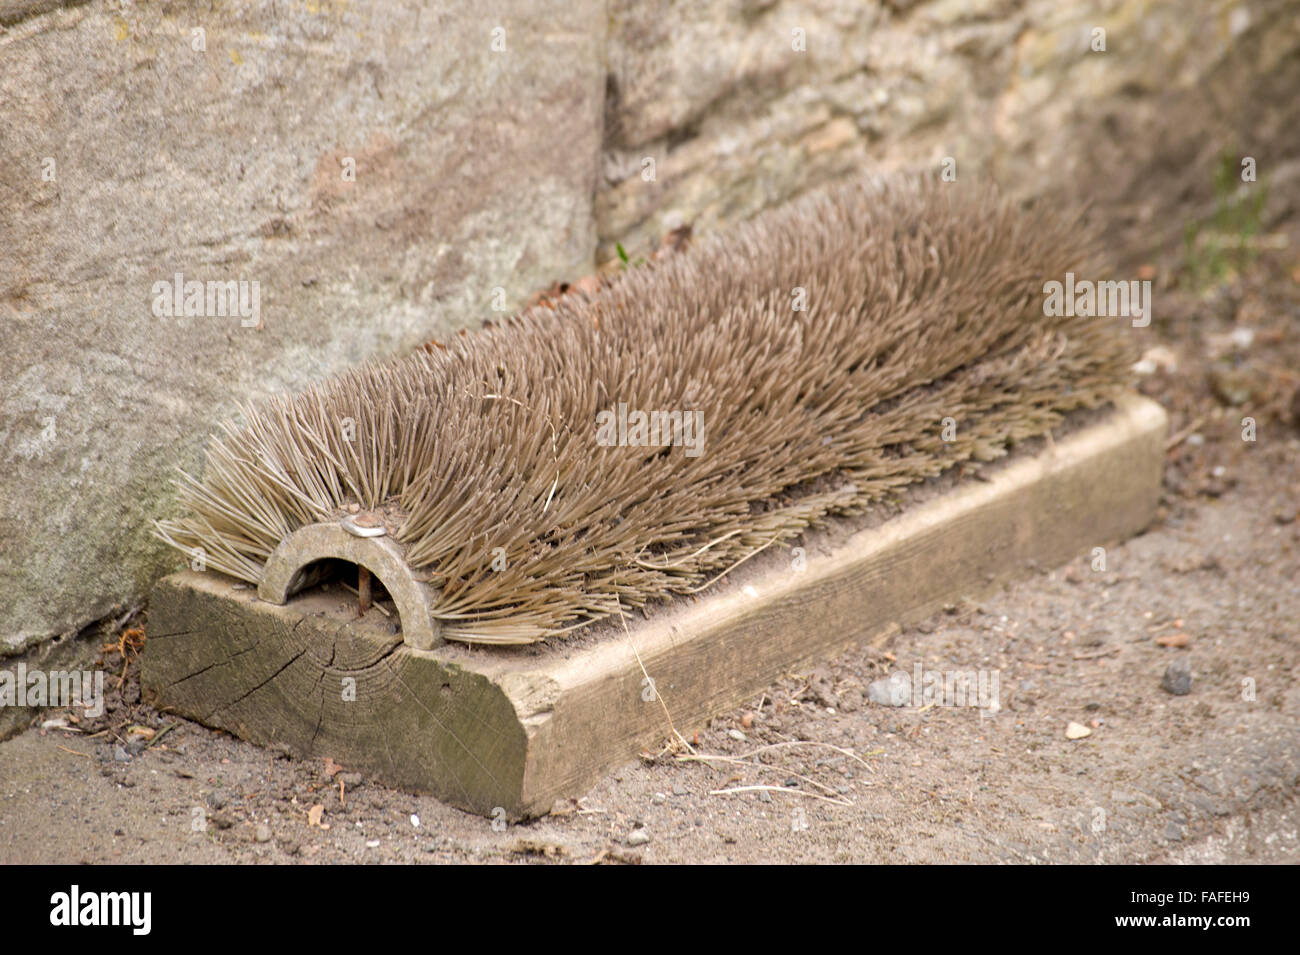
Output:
[{"xmin": 155, "ymin": 175, "xmax": 1132, "ymax": 644}]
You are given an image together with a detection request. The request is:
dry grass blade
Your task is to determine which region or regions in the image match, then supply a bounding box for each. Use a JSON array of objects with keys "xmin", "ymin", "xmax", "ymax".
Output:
[{"xmin": 708, "ymin": 785, "xmax": 852, "ymax": 807}]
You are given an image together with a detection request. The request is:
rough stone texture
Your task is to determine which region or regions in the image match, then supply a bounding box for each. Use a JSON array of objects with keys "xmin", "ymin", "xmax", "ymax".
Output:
[
  {"xmin": 599, "ymin": 0, "xmax": 1300, "ymax": 261},
  {"xmin": 1, "ymin": 1, "xmax": 605, "ymax": 676}
]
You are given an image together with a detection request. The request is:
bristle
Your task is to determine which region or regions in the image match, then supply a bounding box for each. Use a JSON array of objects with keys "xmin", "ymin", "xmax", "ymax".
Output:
[{"xmin": 155, "ymin": 175, "xmax": 1133, "ymax": 644}]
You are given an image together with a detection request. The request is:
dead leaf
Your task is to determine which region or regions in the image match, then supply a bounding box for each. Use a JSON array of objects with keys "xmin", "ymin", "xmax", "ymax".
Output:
[
  {"xmin": 572, "ymin": 274, "xmax": 601, "ymax": 298},
  {"xmin": 1156, "ymin": 632, "xmax": 1190, "ymax": 648},
  {"xmin": 307, "ymin": 804, "xmax": 324, "ymax": 828},
  {"xmin": 549, "ymin": 799, "xmax": 577, "ymax": 818},
  {"xmin": 659, "ymin": 223, "xmax": 693, "ymax": 255},
  {"xmin": 323, "ymin": 757, "xmax": 343, "ymax": 778},
  {"xmin": 508, "ymin": 838, "xmax": 568, "ymax": 858}
]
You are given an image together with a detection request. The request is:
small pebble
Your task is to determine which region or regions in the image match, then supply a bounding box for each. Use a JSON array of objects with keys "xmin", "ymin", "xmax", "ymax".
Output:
[
  {"xmin": 254, "ymin": 824, "xmax": 272, "ymax": 843},
  {"xmin": 671, "ymin": 784, "xmax": 687, "ymax": 796},
  {"xmin": 1161, "ymin": 659, "xmax": 1193, "ymax": 696},
  {"xmin": 867, "ymin": 671, "xmax": 911, "ymax": 706},
  {"xmin": 1065, "ymin": 721, "xmax": 1092, "ymax": 740},
  {"xmin": 728, "ymin": 729, "xmax": 746, "ymax": 742},
  {"xmin": 1229, "ymin": 327, "xmax": 1255, "ymax": 349},
  {"xmin": 626, "ymin": 828, "xmax": 651, "ymax": 847}
]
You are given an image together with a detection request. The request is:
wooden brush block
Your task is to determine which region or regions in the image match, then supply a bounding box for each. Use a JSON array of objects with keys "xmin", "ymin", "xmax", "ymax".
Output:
[{"xmin": 143, "ymin": 395, "xmax": 1167, "ymax": 818}]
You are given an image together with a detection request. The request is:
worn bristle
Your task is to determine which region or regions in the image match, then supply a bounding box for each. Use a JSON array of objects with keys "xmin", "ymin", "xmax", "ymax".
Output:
[{"xmin": 155, "ymin": 175, "xmax": 1134, "ymax": 644}]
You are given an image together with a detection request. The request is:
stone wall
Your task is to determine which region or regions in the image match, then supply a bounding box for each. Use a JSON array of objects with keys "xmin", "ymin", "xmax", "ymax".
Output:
[
  {"xmin": 1, "ymin": 0, "xmax": 605, "ymax": 696},
  {"xmin": 2, "ymin": 0, "xmax": 1296, "ymax": 735},
  {"xmin": 599, "ymin": 0, "xmax": 1299, "ymax": 262}
]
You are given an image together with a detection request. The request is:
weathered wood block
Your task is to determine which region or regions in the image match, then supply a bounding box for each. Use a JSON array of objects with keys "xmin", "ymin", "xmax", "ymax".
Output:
[{"xmin": 143, "ymin": 395, "xmax": 1167, "ymax": 818}]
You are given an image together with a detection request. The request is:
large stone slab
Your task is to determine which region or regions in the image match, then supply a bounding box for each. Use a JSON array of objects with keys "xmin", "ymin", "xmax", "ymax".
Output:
[
  {"xmin": 0, "ymin": 1, "xmax": 605, "ymax": 681},
  {"xmin": 599, "ymin": 0, "xmax": 1300, "ymax": 260}
]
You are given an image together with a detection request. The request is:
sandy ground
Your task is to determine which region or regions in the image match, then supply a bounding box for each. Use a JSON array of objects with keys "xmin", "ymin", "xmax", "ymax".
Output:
[{"xmin": 2, "ymin": 219, "xmax": 1298, "ymax": 866}]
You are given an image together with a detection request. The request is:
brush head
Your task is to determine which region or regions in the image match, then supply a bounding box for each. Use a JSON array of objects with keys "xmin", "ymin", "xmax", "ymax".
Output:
[{"xmin": 156, "ymin": 175, "xmax": 1133, "ymax": 644}]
